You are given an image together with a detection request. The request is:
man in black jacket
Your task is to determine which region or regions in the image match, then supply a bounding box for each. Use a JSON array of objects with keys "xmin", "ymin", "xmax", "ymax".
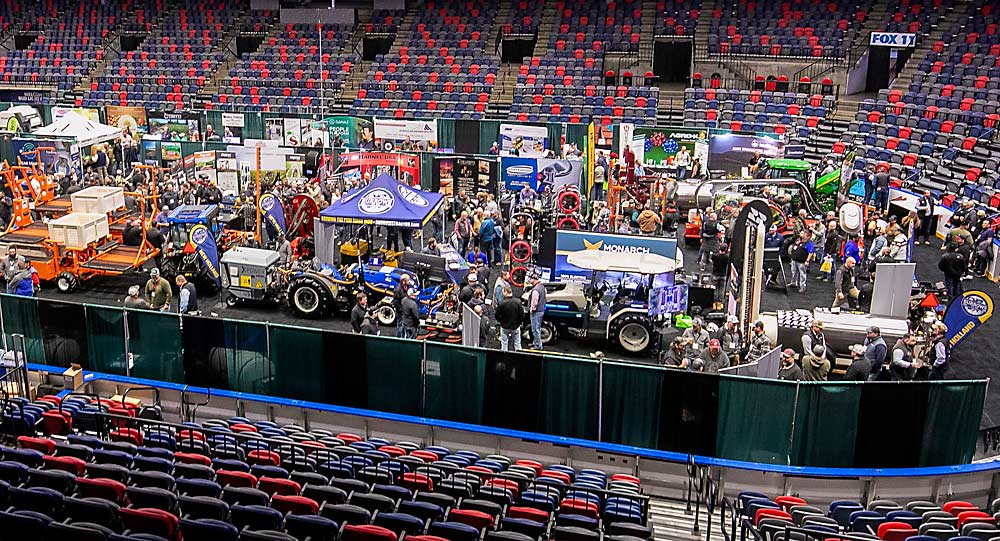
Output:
[
  {"xmin": 938, "ymin": 244, "xmax": 967, "ymax": 299},
  {"xmin": 399, "ymin": 288, "xmax": 421, "ymax": 339},
  {"xmin": 350, "ymin": 293, "xmax": 368, "ymax": 333},
  {"xmin": 392, "ymin": 274, "xmax": 412, "ymax": 337},
  {"xmin": 494, "ymin": 286, "xmax": 524, "ymax": 351}
]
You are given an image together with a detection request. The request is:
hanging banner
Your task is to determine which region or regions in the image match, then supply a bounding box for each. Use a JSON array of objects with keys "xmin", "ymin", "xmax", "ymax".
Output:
[
  {"xmin": 618, "ymin": 122, "xmax": 635, "ymax": 157},
  {"xmin": 258, "ymin": 192, "xmax": 287, "ymax": 238},
  {"xmin": 302, "ymin": 121, "xmax": 330, "ymax": 148},
  {"xmin": 216, "ymin": 151, "xmax": 239, "ymax": 194},
  {"xmin": 193, "ymin": 151, "xmax": 218, "ymax": 187},
  {"xmin": 499, "ymin": 123, "xmax": 548, "ymax": 157},
  {"xmin": 323, "ymin": 116, "xmax": 374, "ymax": 148},
  {"xmin": 338, "ymin": 151, "xmax": 421, "ymax": 186},
  {"xmin": 13, "ymin": 138, "xmax": 81, "ymax": 178},
  {"xmin": 147, "ymin": 111, "xmax": 202, "ymax": 142},
  {"xmin": 373, "ymin": 119, "xmax": 438, "ymax": 151},
  {"xmin": 500, "ymin": 157, "xmax": 584, "ymax": 191},
  {"xmin": 554, "ymin": 230, "xmax": 677, "ymax": 281},
  {"xmin": 161, "ymin": 142, "xmax": 182, "ymax": 161},
  {"xmin": 707, "ymin": 132, "xmax": 785, "ymax": 176},
  {"xmin": 105, "ymin": 105, "xmax": 148, "ymax": 134},
  {"xmin": 220, "ymin": 113, "xmax": 244, "ymax": 143},
  {"xmin": 188, "ymin": 224, "xmax": 221, "ymax": 285},
  {"xmin": 870, "ymin": 32, "xmax": 916, "ymax": 47},
  {"xmin": 587, "ymin": 122, "xmax": 596, "ymax": 193},
  {"xmin": 729, "ymin": 200, "xmax": 771, "ymax": 344},
  {"xmin": 285, "ymin": 154, "xmax": 305, "ymax": 180},
  {"xmin": 944, "ymin": 290, "xmax": 994, "ymax": 349},
  {"xmin": 0, "ymin": 88, "xmax": 52, "ymax": 104},
  {"xmin": 52, "ymin": 106, "xmax": 100, "ymax": 123},
  {"xmin": 432, "ymin": 155, "xmax": 498, "ymax": 195},
  {"xmin": 633, "ymin": 127, "xmax": 709, "ymax": 168}
]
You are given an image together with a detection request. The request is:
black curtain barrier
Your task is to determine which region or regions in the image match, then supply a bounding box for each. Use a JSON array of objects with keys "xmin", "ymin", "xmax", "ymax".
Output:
[
  {"xmin": 853, "ymin": 382, "xmax": 929, "ymax": 468},
  {"xmin": 659, "ymin": 370, "xmax": 720, "ymax": 456},
  {"xmin": 182, "ymin": 315, "xmax": 230, "ymax": 390},
  {"xmin": 323, "ymin": 330, "xmax": 369, "ymax": 410},
  {"xmin": 453, "ymin": 120, "xmax": 481, "ymax": 155},
  {"xmin": 482, "ymin": 349, "xmax": 543, "ymax": 433},
  {"xmin": 37, "ymin": 300, "xmax": 88, "ymax": 369}
]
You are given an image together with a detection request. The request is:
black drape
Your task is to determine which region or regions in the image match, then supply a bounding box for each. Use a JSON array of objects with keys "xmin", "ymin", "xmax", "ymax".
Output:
[
  {"xmin": 659, "ymin": 371, "xmax": 720, "ymax": 455},
  {"xmin": 38, "ymin": 301, "xmax": 88, "ymax": 369},
  {"xmin": 853, "ymin": 382, "xmax": 929, "ymax": 467},
  {"xmin": 483, "ymin": 350, "xmax": 543, "ymax": 432},
  {"xmin": 453, "ymin": 120, "xmax": 480, "ymax": 155}
]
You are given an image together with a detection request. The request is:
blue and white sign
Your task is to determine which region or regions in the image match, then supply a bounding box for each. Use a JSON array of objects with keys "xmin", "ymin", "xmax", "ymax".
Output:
[
  {"xmin": 870, "ymin": 32, "xmax": 916, "ymax": 47},
  {"xmin": 554, "ymin": 230, "xmax": 677, "ymax": 281},
  {"xmin": 501, "ymin": 157, "xmax": 538, "ymax": 190},
  {"xmin": 944, "ymin": 290, "xmax": 994, "ymax": 349}
]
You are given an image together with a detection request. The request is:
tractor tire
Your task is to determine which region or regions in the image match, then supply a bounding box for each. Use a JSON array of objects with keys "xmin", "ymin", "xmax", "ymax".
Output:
[
  {"xmin": 522, "ymin": 319, "xmax": 557, "ymax": 346},
  {"xmin": 558, "ymin": 190, "xmax": 581, "ymax": 214},
  {"xmin": 224, "ymin": 293, "xmax": 240, "ymax": 308},
  {"xmin": 557, "ymin": 216, "xmax": 580, "ymax": 230},
  {"xmin": 287, "ymin": 275, "xmax": 332, "ymax": 318},
  {"xmin": 510, "ymin": 240, "xmax": 532, "ymax": 263},
  {"xmin": 610, "ymin": 313, "xmax": 653, "ymax": 354},
  {"xmin": 509, "ymin": 266, "xmax": 529, "ymax": 287},
  {"xmin": 375, "ymin": 302, "xmax": 397, "ymax": 326},
  {"xmin": 55, "ymin": 272, "xmax": 79, "ymax": 293}
]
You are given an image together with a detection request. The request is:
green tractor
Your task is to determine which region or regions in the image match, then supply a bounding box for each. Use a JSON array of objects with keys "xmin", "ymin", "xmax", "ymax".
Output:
[{"xmin": 764, "ymin": 158, "xmax": 841, "ymax": 213}]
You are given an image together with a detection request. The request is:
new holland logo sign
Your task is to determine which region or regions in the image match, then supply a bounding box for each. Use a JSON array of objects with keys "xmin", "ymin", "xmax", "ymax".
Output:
[{"xmin": 396, "ymin": 185, "xmax": 428, "ymax": 207}]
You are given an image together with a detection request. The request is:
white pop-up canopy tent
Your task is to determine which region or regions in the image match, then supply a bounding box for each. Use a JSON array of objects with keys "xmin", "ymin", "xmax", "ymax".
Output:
[{"xmin": 34, "ymin": 111, "xmax": 122, "ymax": 147}]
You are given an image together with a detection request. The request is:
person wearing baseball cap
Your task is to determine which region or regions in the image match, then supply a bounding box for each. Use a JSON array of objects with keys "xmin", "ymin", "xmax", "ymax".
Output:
[
  {"xmin": 714, "ymin": 315, "xmax": 742, "ymax": 365},
  {"xmin": 864, "ymin": 326, "xmax": 887, "ymax": 380},
  {"xmin": 845, "ymin": 344, "xmax": 871, "ymax": 381},
  {"xmin": 399, "ymin": 287, "xmax": 421, "ymax": 339},
  {"xmin": 528, "ymin": 271, "xmax": 547, "ymax": 350},
  {"xmin": 700, "ymin": 338, "xmax": 730, "ymax": 374},
  {"xmin": 746, "ymin": 320, "xmax": 772, "ymax": 363},
  {"xmin": 777, "ymin": 348, "xmax": 803, "ymax": 381},
  {"xmin": 144, "ymin": 268, "xmax": 172, "ymax": 311},
  {"xmin": 124, "ymin": 284, "xmax": 150, "ymax": 310}
]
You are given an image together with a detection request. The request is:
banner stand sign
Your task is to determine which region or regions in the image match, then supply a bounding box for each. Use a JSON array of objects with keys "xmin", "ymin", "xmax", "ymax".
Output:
[{"xmin": 870, "ymin": 32, "xmax": 916, "ymax": 47}]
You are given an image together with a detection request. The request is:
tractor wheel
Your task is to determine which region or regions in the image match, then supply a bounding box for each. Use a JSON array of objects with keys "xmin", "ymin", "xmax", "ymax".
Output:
[
  {"xmin": 224, "ymin": 294, "xmax": 240, "ymax": 308},
  {"xmin": 287, "ymin": 277, "xmax": 330, "ymax": 318},
  {"xmin": 610, "ymin": 313, "xmax": 653, "ymax": 354},
  {"xmin": 509, "ymin": 266, "xmax": 529, "ymax": 287},
  {"xmin": 557, "ymin": 216, "xmax": 580, "ymax": 230},
  {"xmin": 55, "ymin": 272, "xmax": 79, "ymax": 293},
  {"xmin": 558, "ymin": 190, "xmax": 581, "ymax": 214},
  {"xmin": 510, "ymin": 240, "xmax": 532, "ymax": 263},
  {"xmin": 522, "ymin": 319, "xmax": 557, "ymax": 345},
  {"xmin": 375, "ymin": 303, "xmax": 397, "ymax": 326}
]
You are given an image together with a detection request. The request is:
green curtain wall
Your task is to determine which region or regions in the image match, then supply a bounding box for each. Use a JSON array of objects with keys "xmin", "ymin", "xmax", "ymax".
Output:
[
  {"xmin": 920, "ymin": 381, "xmax": 988, "ymax": 466},
  {"xmin": 268, "ymin": 323, "xmax": 325, "ymax": 403},
  {"xmin": 479, "ymin": 120, "xmax": 500, "ymax": 153},
  {"xmin": 366, "ymin": 336, "xmax": 423, "ymax": 416},
  {"xmin": 539, "ymin": 356, "xmax": 600, "ymax": 440},
  {"xmin": 126, "ymin": 309, "xmax": 183, "ymax": 384},
  {"xmin": 85, "ymin": 305, "xmax": 127, "ymax": 376},
  {"xmin": 224, "ymin": 319, "xmax": 271, "ymax": 395},
  {"xmin": 437, "ymin": 119, "xmax": 456, "ymax": 151},
  {"xmin": 716, "ymin": 377, "xmax": 799, "ymax": 464},
  {"xmin": 601, "ymin": 362, "xmax": 663, "ymax": 449},
  {"xmin": 419, "ymin": 152, "xmax": 434, "ymax": 190},
  {"xmin": 0, "ymin": 295, "xmax": 43, "ymax": 364},
  {"xmin": 546, "ymin": 123, "xmax": 563, "ymax": 153},
  {"xmin": 424, "ymin": 342, "xmax": 485, "ymax": 424},
  {"xmin": 790, "ymin": 383, "xmax": 861, "ymax": 468}
]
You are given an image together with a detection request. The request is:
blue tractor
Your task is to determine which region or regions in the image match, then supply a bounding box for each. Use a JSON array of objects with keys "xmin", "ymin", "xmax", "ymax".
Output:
[{"xmin": 161, "ymin": 205, "xmax": 227, "ymax": 292}]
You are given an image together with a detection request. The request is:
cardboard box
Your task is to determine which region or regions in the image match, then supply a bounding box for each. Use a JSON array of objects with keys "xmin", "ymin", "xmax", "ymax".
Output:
[
  {"xmin": 109, "ymin": 394, "xmax": 142, "ymax": 408},
  {"xmin": 62, "ymin": 363, "xmax": 83, "ymax": 390}
]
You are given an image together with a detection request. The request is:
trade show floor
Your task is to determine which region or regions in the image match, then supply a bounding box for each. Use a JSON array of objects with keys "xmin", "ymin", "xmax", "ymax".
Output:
[{"xmin": 35, "ymin": 231, "xmax": 1000, "ymax": 427}]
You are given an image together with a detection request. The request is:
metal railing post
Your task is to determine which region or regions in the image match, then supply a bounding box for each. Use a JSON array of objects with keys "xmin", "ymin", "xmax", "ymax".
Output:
[
  {"xmin": 597, "ymin": 356, "xmax": 604, "ymax": 441},
  {"xmin": 787, "ymin": 381, "xmax": 802, "ymax": 465}
]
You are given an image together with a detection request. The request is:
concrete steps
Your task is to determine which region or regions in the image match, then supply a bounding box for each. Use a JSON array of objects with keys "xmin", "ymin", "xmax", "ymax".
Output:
[{"xmin": 648, "ymin": 498, "xmax": 708, "ymax": 541}]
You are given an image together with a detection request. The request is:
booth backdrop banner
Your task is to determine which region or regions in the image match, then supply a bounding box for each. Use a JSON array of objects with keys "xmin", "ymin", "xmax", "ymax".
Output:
[
  {"xmin": 338, "ymin": 151, "xmax": 420, "ymax": 186},
  {"xmin": 13, "ymin": 137, "xmax": 81, "ymax": 178},
  {"xmin": 52, "ymin": 107, "xmax": 100, "ymax": 123},
  {"xmin": 147, "ymin": 111, "xmax": 202, "ymax": 142},
  {"xmin": 501, "ymin": 157, "xmax": 583, "ymax": 191},
  {"xmin": 303, "ymin": 121, "xmax": 330, "ymax": 148},
  {"xmin": 944, "ymin": 290, "xmax": 994, "ymax": 349},
  {"xmin": 432, "ymin": 155, "xmax": 497, "ymax": 195},
  {"xmin": 323, "ymin": 116, "xmax": 374, "ymax": 148},
  {"xmin": 499, "ymin": 123, "xmax": 548, "ymax": 157},
  {"xmin": 193, "ymin": 151, "xmax": 217, "ymax": 186},
  {"xmin": 708, "ymin": 132, "xmax": 785, "ymax": 175},
  {"xmin": 216, "ymin": 152, "xmax": 239, "ymax": 193},
  {"xmin": 161, "ymin": 142, "xmax": 182, "ymax": 161},
  {"xmin": 553, "ymin": 230, "xmax": 678, "ymax": 281},
  {"xmin": 220, "ymin": 113, "xmax": 244, "ymax": 143},
  {"xmin": 374, "ymin": 119, "xmax": 438, "ymax": 151},
  {"xmin": 632, "ymin": 127, "xmax": 708, "ymax": 167},
  {"xmin": 105, "ymin": 105, "xmax": 147, "ymax": 134}
]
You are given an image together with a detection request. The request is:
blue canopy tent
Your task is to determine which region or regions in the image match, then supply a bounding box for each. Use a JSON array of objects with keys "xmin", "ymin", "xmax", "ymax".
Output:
[{"xmin": 319, "ymin": 173, "xmax": 444, "ymax": 228}]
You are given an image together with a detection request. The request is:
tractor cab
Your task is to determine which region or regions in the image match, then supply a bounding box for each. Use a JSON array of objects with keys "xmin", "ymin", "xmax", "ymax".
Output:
[
  {"xmin": 166, "ymin": 204, "xmax": 222, "ymax": 246},
  {"xmin": 764, "ymin": 158, "xmax": 814, "ymax": 186}
]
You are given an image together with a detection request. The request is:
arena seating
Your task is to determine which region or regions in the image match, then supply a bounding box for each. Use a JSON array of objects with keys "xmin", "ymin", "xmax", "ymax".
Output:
[
  {"xmin": 82, "ymin": 0, "xmax": 244, "ymax": 110},
  {"xmin": 212, "ymin": 20, "xmax": 355, "ymax": 114},
  {"xmin": 655, "ymin": 0, "xmax": 702, "ymax": 37},
  {"xmin": 351, "ymin": 0, "xmax": 499, "ymax": 120},
  {"xmin": 877, "ymin": 0, "xmax": 946, "ymax": 34},
  {"xmin": 706, "ymin": 0, "xmax": 866, "ymax": 58},
  {"xmin": 683, "ymin": 87, "xmax": 835, "ymax": 139},
  {"xmin": 0, "ymin": 0, "xmax": 134, "ymax": 99},
  {"xmin": 499, "ymin": 0, "xmax": 545, "ymax": 37},
  {"xmin": 508, "ymin": 0, "xmax": 659, "ymax": 125},
  {"xmin": 734, "ymin": 489, "xmax": 1000, "ymax": 541},
  {"xmin": 0, "ymin": 393, "xmax": 653, "ymax": 541},
  {"xmin": 836, "ymin": 0, "xmax": 1000, "ymax": 201}
]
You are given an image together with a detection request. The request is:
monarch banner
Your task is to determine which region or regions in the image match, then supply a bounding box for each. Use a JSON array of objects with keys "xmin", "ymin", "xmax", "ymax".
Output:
[
  {"xmin": 259, "ymin": 193, "xmax": 287, "ymax": 239},
  {"xmin": 944, "ymin": 290, "xmax": 994, "ymax": 349},
  {"xmin": 188, "ymin": 224, "xmax": 221, "ymax": 285}
]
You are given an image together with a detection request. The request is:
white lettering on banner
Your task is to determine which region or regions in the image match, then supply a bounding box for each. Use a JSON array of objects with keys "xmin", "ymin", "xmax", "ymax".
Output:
[
  {"xmin": 602, "ymin": 245, "xmax": 650, "ymax": 254},
  {"xmin": 870, "ymin": 32, "xmax": 916, "ymax": 47}
]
